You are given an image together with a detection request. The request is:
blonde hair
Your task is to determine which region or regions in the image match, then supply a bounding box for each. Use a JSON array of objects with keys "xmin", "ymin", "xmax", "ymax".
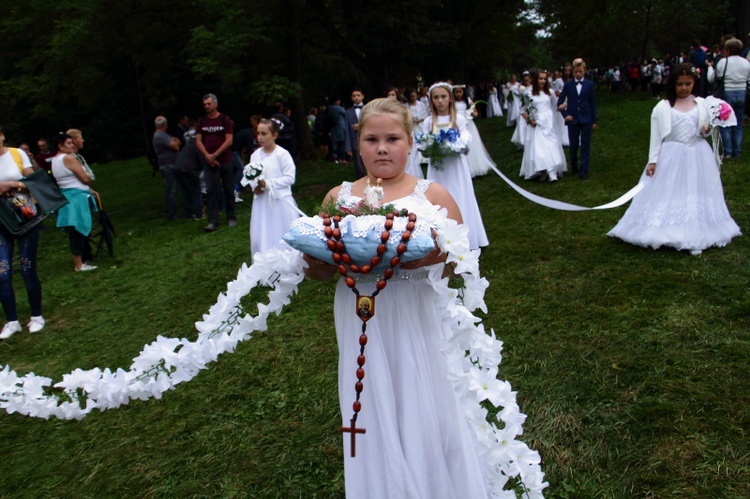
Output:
[
  {"xmin": 66, "ymin": 128, "xmax": 82, "ymax": 139},
  {"xmin": 427, "ymin": 82, "xmax": 458, "ymax": 133},
  {"xmin": 358, "ymin": 98, "xmax": 414, "ymax": 147},
  {"xmin": 572, "ymin": 58, "xmax": 586, "ymax": 69}
]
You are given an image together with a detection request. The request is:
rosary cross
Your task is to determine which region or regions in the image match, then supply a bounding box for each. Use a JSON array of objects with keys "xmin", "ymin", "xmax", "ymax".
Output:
[{"xmin": 341, "ymin": 418, "xmax": 366, "ymax": 457}]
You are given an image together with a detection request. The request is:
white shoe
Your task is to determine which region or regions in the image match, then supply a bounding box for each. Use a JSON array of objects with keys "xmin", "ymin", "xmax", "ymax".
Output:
[
  {"xmin": 689, "ymin": 249, "xmax": 703, "ymax": 256},
  {"xmin": 28, "ymin": 316, "xmax": 46, "ymax": 333},
  {"xmin": 75, "ymin": 263, "xmax": 98, "ymax": 272},
  {"xmin": 234, "ymin": 193, "xmax": 244, "ymax": 203},
  {"xmin": 0, "ymin": 321, "xmax": 22, "ymax": 339}
]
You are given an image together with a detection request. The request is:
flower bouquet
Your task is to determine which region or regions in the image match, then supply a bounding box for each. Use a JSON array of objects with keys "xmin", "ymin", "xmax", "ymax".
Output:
[
  {"xmin": 465, "ymin": 100, "xmax": 487, "ymax": 121},
  {"xmin": 519, "ymin": 91, "xmax": 538, "ymax": 122},
  {"xmin": 416, "ymin": 128, "xmax": 468, "ymax": 170},
  {"xmin": 704, "ymin": 96, "xmax": 737, "ymax": 127},
  {"xmin": 704, "ymin": 96, "xmax": 738, "ymax": 167},
  {"xmin": 240, "ymin": 162, "xmax": 264, "ymax": 191}
]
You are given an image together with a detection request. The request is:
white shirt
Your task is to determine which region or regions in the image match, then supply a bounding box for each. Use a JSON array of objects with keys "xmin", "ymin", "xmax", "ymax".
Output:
[{"xmin": 0, "ymin": 148, "xmax": 32, "ymax": 181}]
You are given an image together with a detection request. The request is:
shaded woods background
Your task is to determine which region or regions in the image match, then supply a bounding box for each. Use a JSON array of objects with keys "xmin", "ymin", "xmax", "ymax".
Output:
[{"xmin": 0, "ymin": 0, "xmax": 747, "ymax": 161}]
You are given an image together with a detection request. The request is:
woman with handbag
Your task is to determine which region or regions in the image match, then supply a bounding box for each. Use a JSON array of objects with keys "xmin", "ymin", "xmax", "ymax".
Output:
[
  {"xmin": 0, "ymin": 126, "xmax": 45, "ymax": 339},
  {"xmin": 50, "ymin": 132, "xmax": 99, "ymax": 272},
  {"xmin": 707, "ymin": 38, "xmax": 750, "ymax": 158}
]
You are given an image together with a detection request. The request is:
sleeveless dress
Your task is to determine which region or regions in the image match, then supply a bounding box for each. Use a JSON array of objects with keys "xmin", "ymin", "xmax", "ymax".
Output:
[
  {"xmin": 608, "ymin": 105, "xmax": 741, "ymax": 252},
  {"xmin": 456, "ymin": 100, "xmax": 495, "ymax": 177},
  {"xmin": 423, "ymin": 114, "xmax": 489, "ymax": 249},
  {"xmin": 519, "ymin": 92, "xmax": 567, "ymax": 181},
  {"xmin": 334, "ymin": 179, "xmax": 489, "ymax": 499}
]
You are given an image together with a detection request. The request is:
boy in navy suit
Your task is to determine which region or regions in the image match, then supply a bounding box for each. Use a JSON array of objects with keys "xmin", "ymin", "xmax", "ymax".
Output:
[
  {"xmin": 345, "ymin": 88, "xmax": 366, "ymax": 179},
  {"xmin": 557, "ymin": 58, "xmax": 597, "ymax": 179}
]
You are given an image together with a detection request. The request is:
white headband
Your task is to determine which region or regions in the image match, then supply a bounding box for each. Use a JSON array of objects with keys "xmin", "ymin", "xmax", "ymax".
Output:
[{"xmin": 428, "ymin": 82, "xmax": 453, "ymax": 96}]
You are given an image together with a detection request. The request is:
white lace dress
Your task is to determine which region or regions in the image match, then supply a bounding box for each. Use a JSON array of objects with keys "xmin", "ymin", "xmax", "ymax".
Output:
[
  {"xmin": 519, "ymin": 91, "xmax": 567, "ymax": 180},
  {"xmin": 608, "ymin": 106, "xmax": 741, "ymax": 252},
  {"xmin": 333, "ymin": 180, "xmax": 489, "ymax": 498},
  {"xmin": 423, "ymin": 114, "xmax": 489, "ymax": 249}
]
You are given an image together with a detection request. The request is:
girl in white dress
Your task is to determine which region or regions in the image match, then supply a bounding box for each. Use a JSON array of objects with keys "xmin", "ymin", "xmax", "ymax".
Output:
[
  {"xmin": 505, "ymin": 74, "xmax": 521, "ymax": 127},
  {"xmin": 550, "ymin": 68, "xmax": 570, "ymax": 146},
  {"xmin": 608, "ymin": 64, "xmax": 741, "ymax": 255},
  {"xmin": 302, "ymin": 98, "xmax": 528, "ymax": 498},
  {"xmin": 519, "ymin": 69, "xmax": 567, "ymax": 181},
  {"xmin": 248, "ymin": 119, "xmax": 300, "ymax": 257},
  {"xmin": 486, "ymin": 83, "xmax": 503, "ymax": 117},
  {"xmin": 510, "ymin": 73, "xmax": 532, "ymax": 149},
  {"xmin": 453, "ymin": 86, "xmax": 495, "ymax": 177},
  {"xmin": 425, "ymin": 83, "xmax": 489, "ymax": 249},
  {"xmin": 405, "ymin": 89, "xmax": 427, "ymax": 179}
]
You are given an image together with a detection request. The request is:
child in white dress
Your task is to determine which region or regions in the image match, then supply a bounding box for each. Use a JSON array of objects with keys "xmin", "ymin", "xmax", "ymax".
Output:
[
  {"xmin": 248, "ymin": 119, "xmax": 300, "ymax": 258},
  {"xmin": 608, "ymin": 64, "xmax": 741, "ymax": 254},
  {"xmin": 424, "ymin": 83, "xmax": 489, "ymax": 249},
  {"xmin": 519, "ymin": 69, "xmax": 567, "ymax": 182},
  {"xmin": 453, "ymin": 86, "xmax": 495, "ymax": 177}
]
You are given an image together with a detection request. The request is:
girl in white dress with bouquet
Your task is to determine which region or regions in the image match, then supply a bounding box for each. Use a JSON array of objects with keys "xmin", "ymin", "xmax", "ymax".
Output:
[
  {"xmin": 510, "ymin": 73, "xmax": 532, "ymax": 149},
  {"xmin": 519, "ymin": 69, "xmax": 567, "ymax": 182},
  {"xmin": 247, "ymin": 119, "xmax": 300, "ymax": 257},
  {"xmin": 424, "ymin": 83, "xmax": 489, "ymax": 249},
  {"xmin": 608, "ymin": 63, "xmax": 741, "ymax": 255},
  {"xmin": 405, "ymin": 88, "xmax": 427, "ymax": 179},
  {"xmin": 302, "ymin": 98, "xmax": 543, "ymax": 498}
]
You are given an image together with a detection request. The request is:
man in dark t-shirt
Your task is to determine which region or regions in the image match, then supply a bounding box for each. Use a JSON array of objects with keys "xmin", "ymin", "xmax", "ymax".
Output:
[{"xmin": 195, "ymin": 93, "xmax": 235, "ymax": 232}]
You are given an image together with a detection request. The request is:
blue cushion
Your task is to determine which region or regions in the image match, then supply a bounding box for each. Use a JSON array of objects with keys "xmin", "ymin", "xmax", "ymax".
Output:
[{"xmin": 283, "ymin": 215, "xmax": 436, "ymax": 271}]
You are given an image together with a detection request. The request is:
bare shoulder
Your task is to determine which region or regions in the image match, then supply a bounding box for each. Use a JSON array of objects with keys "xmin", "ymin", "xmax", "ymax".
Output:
[{"xmin": 425, "ymin": 182, "xmax": 463, "ymax": 223}]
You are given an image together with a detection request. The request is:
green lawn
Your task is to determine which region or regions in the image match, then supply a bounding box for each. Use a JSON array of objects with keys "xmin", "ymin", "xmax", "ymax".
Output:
[{"xmin": 1, "ymin": 92, "xmax": 748, "ymax": 498}]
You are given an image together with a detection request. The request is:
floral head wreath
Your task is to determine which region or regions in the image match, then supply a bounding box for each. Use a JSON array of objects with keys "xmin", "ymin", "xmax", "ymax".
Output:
[{"xmin": 428, "ymin": 82, "xmax": 453, "ymax": 96}]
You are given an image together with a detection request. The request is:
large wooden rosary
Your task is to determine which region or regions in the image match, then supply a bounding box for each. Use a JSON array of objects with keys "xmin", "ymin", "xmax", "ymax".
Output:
[{"xmin": 323, "ymin": 210, "xmax": 417, "ymax": 457}]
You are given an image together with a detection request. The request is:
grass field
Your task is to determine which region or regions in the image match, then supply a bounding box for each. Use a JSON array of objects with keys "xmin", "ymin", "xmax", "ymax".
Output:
[{"xmin": 1, "ymin": 91, "xmax": 748, "ymax": 498}]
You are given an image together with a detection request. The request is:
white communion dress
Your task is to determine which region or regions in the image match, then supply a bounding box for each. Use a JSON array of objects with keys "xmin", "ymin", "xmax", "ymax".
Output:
[
  {"xmin": 424, "ymin": 114, "xmax": 489, "ymax": 249},
  {"xmin": 456, "ymin": 100, "xmax": 496, "ymax": 177},
  {"xmin": 608, "ymin": 104, "xmax": 741, "ymax": 252},
  {"xmin": 519, "ymin": 91, "xmax": 567, "ymax": 181},
  {"xmin": 334, "ymin": 180, "xmax": 487, "ymax": 498},
  {"xmin": 248, "ymin": 145, "xmax": 301, "ymax": 257}
]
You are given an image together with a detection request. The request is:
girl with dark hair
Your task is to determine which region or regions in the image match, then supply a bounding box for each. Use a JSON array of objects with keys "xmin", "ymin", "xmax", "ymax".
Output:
[
  {"xmin": 0, "ymin": 126, "xmax": 45, "ymax": 338},
  {"xmin": 247, "ymin": 118, "xmax": 300, "ymax": 258},
  {"xmin": 453, "ymin": 85, "xmax": 496, "ymax": 177},
  {"xmin": 519, "ymin": 69, "xmax": 567, "ymax": 181},
  {"xmin": 608, "ymin": 63, "xmax": 741, "ymax": 255}
]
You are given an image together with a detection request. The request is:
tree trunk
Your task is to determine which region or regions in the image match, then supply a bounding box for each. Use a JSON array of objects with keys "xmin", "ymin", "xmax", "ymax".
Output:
[{"xmin": 284, "ymin": 0, "xmax": 311, "ymax": 160}]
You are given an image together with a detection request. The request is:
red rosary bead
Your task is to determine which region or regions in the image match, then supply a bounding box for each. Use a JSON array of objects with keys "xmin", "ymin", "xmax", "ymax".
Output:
[
  {"xmin": 359, "ymin": 334, "xmax": 368, "ymax": 346},
  {"xmin": 353, "ymin": 400, "xmax": 362, "ymax": 412},
  {"xmin": 376, "ymin": 280, "xmax": 387, "ymax": 291},
  {"xmin": 377, "ymin": 244, "xmax": 387, "ymax": 255},
  {"xmin": 361, "ymin": 265, "xmax": 372, "ymax": 274},
  {"xmin": 401, "ymin": 230, "xmax": 411, "ymax": 241},
  {"xmin": 396, "ymin": 243, "xmax": 407, "ymax": 255},
  {"xmin": 380, "ymin": 231, "xmax": 390, "ymax": 243},
  {"xmin": 357, "ymin": 355, "xmax": 366, "ymax": 366},
  {"xmin": 384, "ymin": 268, "xmax": 393, "ymax": 279},
  {"xmin": 356, "ymin": 368, "xmax": 365, "ymax": 380},
  {"xmin": 390, "ymin": 256, "xmax": 400, "ymax": 267}
]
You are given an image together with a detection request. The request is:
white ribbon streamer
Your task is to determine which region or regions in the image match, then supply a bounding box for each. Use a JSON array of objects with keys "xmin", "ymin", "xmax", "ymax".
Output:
[{"xmin": 489, "ymin": 165, "xmax": 644, "ymax": 211}]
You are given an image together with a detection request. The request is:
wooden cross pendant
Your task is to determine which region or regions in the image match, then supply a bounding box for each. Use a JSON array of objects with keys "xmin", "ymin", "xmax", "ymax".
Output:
[{"xmin": 341, "ymin": 418, "xmax": 366, "ymax": 457}]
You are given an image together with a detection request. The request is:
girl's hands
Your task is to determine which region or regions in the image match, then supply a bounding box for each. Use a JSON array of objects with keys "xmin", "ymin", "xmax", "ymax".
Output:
[
  {"xmin": 253, "ymin": 179, "xmax": 266, "ymax": 195},
  {"xmin": 645, "ymin": 163, "xmax": 656, "ymax": 176},
  {"xmin": 701, "ymin": 124, "xmax": 711, "ymax": 134}
]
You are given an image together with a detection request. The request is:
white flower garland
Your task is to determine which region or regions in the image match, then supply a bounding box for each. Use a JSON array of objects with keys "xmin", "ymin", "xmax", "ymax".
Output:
[{"xmin": 0, "ymin": 214, "xmax": 547, "ymax": 497}]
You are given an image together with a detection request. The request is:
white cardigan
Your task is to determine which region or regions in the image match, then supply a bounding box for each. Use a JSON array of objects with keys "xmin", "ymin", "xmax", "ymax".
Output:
[{"xmin": 648, "ymin": 98, "xmax": 710, "ymax": 164}]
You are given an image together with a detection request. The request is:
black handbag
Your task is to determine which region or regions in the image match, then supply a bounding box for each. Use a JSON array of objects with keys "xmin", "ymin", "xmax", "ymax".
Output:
[
  {"xmin": 710, "ymin": 58, "xmax": 728, "ymax": 99},
  {"xmin": 0, "ymin": 169, "xmax": 69, "ymax": 236}
]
